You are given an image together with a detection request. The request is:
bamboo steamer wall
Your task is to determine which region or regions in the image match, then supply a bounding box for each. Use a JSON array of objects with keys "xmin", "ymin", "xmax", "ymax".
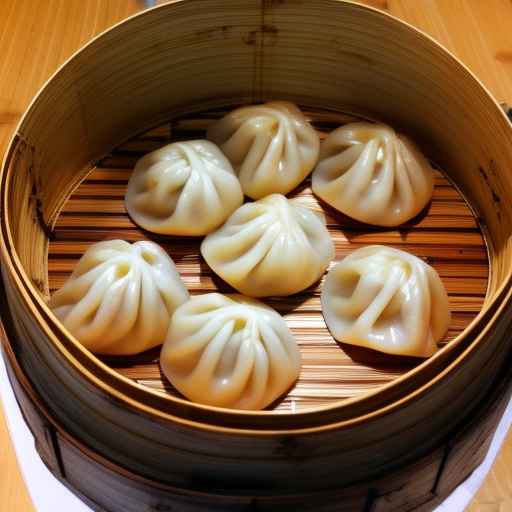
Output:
[{"xmin": 1, "ymin": 1, "xmax": 512, "ymax": 510}]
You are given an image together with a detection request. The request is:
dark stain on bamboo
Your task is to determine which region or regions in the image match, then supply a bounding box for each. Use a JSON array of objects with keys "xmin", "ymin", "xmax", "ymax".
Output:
[
  {"xmin": 362, "ymin": 487, "xmax": 378, "ymax": 512},
  {"xmin": 46, "ymin": 424, "xmax": 67, "ymax": 479}
]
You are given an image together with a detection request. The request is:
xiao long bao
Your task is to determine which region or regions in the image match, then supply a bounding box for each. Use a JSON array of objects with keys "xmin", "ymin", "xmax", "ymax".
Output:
[
  {"xmin": 201, "ymin": 194, "xmax": 335, "ymax": 297},
  {"xmin": 321, "ymin": 245, "xmax": 450, "ymax": 357},
  {"xmin": 49, "ymin": 240, "xmax": 189, "ymax": 355},
  {"xmin": 207, "ymin": 101, "xmax": 320, "ymax": 199},
  {"xmin": 312, "ymin": 122, "xmax": 434, "ymax": 226},
  {"xmin": 160, "ymin": 293, "xmax": 301, "ymax": 410},
  {"xmin": 125, "ymin": 140, "xmax": 243, "ymax": 235}
]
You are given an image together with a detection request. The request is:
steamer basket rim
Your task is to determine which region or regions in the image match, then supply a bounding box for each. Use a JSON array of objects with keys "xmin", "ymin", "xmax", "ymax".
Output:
[
  {"xmin": 2, "ymin": 262, "xmax": 511, "ymax": 438},
  {"xmin": 1, "ymin": 0, "xmax": 511, "ymax": 430}
]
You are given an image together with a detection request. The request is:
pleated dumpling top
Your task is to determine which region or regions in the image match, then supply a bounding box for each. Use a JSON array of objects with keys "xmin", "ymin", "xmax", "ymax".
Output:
[{"xmin": 312, "ymin": 122, "xmax": 434, "ymax": 226}]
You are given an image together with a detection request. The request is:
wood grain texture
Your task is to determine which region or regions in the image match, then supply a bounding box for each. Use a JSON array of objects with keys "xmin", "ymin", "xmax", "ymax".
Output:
[
  {"xmin": 0, "ymin": 1, "xmax": 511, "ymax": 511},
  {"xmin": 0, "ymin": 2, "xmax": 142, "ymax": 512},
  {"xmin": 46, "ymin": 110, "xmax": 488, "ymax": 411},
  {"xmin": 0, "ymin": 401, "xmax": 33, "ymax": 512},
  {"xmin": 468, "ymin": 429, "xmax": 512, "ymax": 511}
]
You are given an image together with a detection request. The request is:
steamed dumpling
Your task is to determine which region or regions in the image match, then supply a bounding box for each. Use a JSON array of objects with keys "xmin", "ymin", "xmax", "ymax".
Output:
[
  {"xmin": 160, "ymin": 293, "xmax": 301, "ymax": 409},
  {"xmin": 125, "ymin": 140, "xmax": 243, "ymax": 235},
  {"xmin": 49, "ymin": 240, "xmax": 189, "ymax": 355},
  {"xmin": 312, "ymin": 123, "xmax": 434, "ymax": 226},
  {"xmin": 201, "ymin": 194, "xmax": 334, "ymax": 297},
  {"xmin": 321, "ymin": 246, "xmax": 450, "ymax": 357},
  {"xmin": 207, "ymin": 101, "xmax": 320, "ymax": 199}
]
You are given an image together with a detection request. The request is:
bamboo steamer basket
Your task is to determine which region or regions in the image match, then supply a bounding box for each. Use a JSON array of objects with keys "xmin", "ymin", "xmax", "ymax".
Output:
[{"xmin": 1, "ymin": 1, "xmax": 512, "ymax": 510}]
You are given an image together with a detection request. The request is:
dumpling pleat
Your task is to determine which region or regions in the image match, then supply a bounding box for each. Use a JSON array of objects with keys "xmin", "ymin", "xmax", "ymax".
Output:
[
  {"xmin": 234, "ymin": 340, "xmax": 269, "ymax": 410},
  {"xmin": 211, "ymin": 222, "xmax": 280, "ymax": 277},
  {"xmin": 220, "ymin": 118, "xmax": 267, "ymax": 166},
  {"xmin": 390, "ymin": 144, "xmax": 415, "ymax": 218},
  {"xmin": 315, "ymin": 143, "xmax": 364, "ymax": 182},
  {"xmin": 352, "ymin": 265, "xmax": 405, "ymax": 335},
  {"xmin": 75, "ymin": 270, "xmax": 138, "ymax": 351},
  {"xmin": 259, "ymin": 321, "xmax": 297, "ymax": 394}
]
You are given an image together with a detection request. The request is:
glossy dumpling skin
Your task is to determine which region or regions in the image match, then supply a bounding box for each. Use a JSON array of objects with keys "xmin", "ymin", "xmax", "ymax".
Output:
[
  {"xmin": 160, "ymin": 293, "xmax": 301, "ymax": 410},
  {"xmin": 201, "ymin": 194, "xmax": 334, "ymax": 297},
  {"xmin": 125, "ymin": 140, "xmax": 243, "ymax": 235},
  {"xmin": 312, "ymin": 123, "xmax": 434, "ymax": 226},
  {"xmin": 207, "ymin": 101, "xmax": 320, "ymax": 199},
  {"xmin": 49, "ymin": 240, "xmax": 189, "ymax": 355},
  {"xmin": 321, "ymin": 245, "xmax": 450, "ymax": 357}
]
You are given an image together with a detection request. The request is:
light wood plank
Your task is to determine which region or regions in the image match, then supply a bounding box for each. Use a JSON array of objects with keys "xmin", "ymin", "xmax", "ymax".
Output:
[
  {"xmin": 0, "ymin": 2, "xmax": 142, "ymax": 512},
  {"xmin": 468, "ymin": 428, "xmax": 512, "ymax": 511},
  {"xmin": 0, "ymin": 401, "xmax": 33, "ymax": 512}
]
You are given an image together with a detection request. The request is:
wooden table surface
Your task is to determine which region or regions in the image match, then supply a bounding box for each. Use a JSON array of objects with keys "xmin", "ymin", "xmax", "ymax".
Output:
[{"xmin": 1, "ymin": 1, "xmax": 512, "ymax": 510}]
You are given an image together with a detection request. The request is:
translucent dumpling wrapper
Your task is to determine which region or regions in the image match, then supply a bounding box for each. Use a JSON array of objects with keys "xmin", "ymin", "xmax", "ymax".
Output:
[
  {"xmin": 201, "ymin": 194, "xmax": 334, "ymax": 297},
  {"xmin": 312, "ymin": 122, "xmax": 434, "ymax": 226},
  {"xmin": 49, "ymin": 240, "xmax": 189, "ymax": 355},
  {"xmin": 125, "ymin": 140, "xmax": 243, "ymax": 235},
  {"xmin": 321, "ymin": 245, "xmax": 450, "ymax": 357},
  {"xmin": 160, "ymin": 293, "xmax": 301, "ymax": 410},
  {"xmin": 207, "ymin": 101, "xmax": 320, "ymax": 199}
]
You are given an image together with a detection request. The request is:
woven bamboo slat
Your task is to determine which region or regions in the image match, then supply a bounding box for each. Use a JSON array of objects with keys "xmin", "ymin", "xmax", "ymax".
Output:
[{"xmin": 45, "ymin": 112, "xmax": 488, "ymax": 410}]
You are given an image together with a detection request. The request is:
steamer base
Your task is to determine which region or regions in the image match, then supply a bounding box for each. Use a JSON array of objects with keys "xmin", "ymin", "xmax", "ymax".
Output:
[{"xmin": 1, "ymin": 309, "xmax": 511, "ymax": 512}]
